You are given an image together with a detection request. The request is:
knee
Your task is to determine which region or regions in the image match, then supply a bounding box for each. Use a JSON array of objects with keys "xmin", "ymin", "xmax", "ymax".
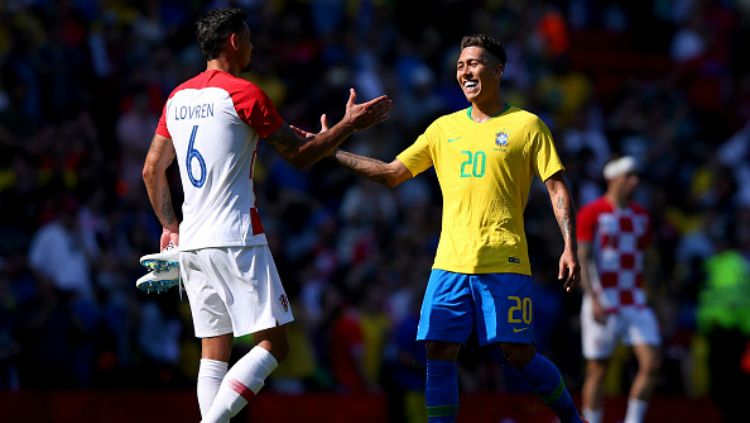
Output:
[
  {"xmin": 426, "ymin": 342, "xmax": 461, "ymax": 361},
  {"xmin": 586, "ymin": 360, "xmax": 609, "ymax": 381},
  {"xmin": 500, "ymin": 343, "xmax": 536, "ymax": 369},
  {"xmin": 269, "ymin": 339, "xmax": 289, "ymax": 363},
  {"xmin": 642, "ymin": 354, "xmax": 661, "ymax": 376},
  {"xmin": 255, "ymin": 326, "xmax": 290, "ymax": 363}
]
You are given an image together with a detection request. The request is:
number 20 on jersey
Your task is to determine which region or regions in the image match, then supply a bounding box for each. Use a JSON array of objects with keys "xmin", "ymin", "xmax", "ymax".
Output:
[{"xmin": 460, "ymin": 150, "xmax": 486, "ymax": 178}]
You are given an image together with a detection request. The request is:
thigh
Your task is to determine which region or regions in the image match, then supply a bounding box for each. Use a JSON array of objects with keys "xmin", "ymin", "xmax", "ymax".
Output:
[
  {"xmin": 471, "ymin": 273, "xmax": 535, "ymax": 346},
  {"xmin": 219, "ymin": 246, "xmax": 295, "ymax": 337},
  {"xmin": 417, "ymin": 270, "xmax": 474, "ymax": 344},
  {"xmin": 180, "ymin": 250, "xmax": 234, "ymax": 338},
  {"xmin": 622, "ymin": 306, "xmax": 661, "ymax": 347},
  {"xmin": 631, "ymin": 342, "xmax": 660, "ymax": 371},
  {"xmin": 581, "ymin": 296, "xmax": 620, "ymax": 359}
]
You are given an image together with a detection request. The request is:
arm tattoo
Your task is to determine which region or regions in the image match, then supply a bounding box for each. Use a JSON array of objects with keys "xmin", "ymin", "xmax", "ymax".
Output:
[
  {"xmin": 265, "ymin": 125, "xmax": 302, "ymax": 158},
  {"xmin": 335, "ymin": 150, "xmax": 390, "ymax": 185},
  {"xmin": 553, "ymin": 191, "xmax": 576, "ymax": 248},
  {"xmin": 160, "ymin": 185, "xmax": 176, "ymax": 225}
]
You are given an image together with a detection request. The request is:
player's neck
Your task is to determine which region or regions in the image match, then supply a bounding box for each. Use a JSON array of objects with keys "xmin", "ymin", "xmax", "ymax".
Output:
[
  {"xmin": 206, "ymin": 58, "xmax": 240, "ymax": 76},
  {"xmin": 606, "ymin": 191, "xmax": 629, "ymax": 208},
  {"xmin": 468, "ymin": 99, "xmax": 506, "ymax": 123}
]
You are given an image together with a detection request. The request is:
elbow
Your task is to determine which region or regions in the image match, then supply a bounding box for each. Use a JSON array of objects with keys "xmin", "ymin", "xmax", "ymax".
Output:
[
  {"xmin": 142, "ymin": 162, "xmax": 157, "ymax": 184},
  {"xmin": 384, "ymin": 168, "xmax": 409, "ymax": 189},
  {"xmin": 142, "ymin": 164, "xmax": 153, "ymax": 182},
  {"xmin": 385, "ymin": 177, "xmax": 402, "ymax": 189}
]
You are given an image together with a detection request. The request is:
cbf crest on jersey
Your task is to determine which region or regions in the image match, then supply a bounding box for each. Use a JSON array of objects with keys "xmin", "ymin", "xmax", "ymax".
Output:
[
  {"xmin": 494, "ymin": 130, "xmax": 510, "ymax": 152},
  {"xmin": 495, "ymin": 131, "xmax": 509, "ymax": 146}
]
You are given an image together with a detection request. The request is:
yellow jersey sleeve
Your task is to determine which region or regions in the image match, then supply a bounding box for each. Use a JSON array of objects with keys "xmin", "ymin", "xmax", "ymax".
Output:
[
  {"xmin": 396, "ymin": 125, "xmax": 437, "ymax": 177},
  {"xmin": 528, "ymin": 117, "xmax": 564, "ymax": 181}
]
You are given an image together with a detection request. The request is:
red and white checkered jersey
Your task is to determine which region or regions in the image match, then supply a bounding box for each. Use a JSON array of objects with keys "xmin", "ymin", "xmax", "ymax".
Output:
[
  {"xmin": 155, "ymin": 69, "xmax": 284, "ymax": 251},
  {"xmin": 576, "ymin": 197, "xmax": 652, "ymax": 312}
]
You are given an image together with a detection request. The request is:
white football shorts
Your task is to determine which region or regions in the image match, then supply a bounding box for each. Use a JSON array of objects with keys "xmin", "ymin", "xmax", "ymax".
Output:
[
  {"xmin": 581, "ymin": 295, "xmax": 661, "ymax": 360},
  {"xmin": 180, "ymin": 245, "xmax": 294, "ymax": 338}
]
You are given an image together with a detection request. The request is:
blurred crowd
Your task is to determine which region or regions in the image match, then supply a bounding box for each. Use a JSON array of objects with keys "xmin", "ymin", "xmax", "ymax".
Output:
[{"xmin": 1, "ymin": 0, "xmax": 750, "ymax": 420}]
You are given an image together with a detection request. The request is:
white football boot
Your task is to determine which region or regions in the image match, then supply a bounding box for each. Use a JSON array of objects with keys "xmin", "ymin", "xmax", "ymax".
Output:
[
  {"xmin": 139, "ymin": 242, "xmax": 179, "ymax": 273},
  {"xmin": 136, "ymin": 267, "xmax": 179, "ymax": 294}
]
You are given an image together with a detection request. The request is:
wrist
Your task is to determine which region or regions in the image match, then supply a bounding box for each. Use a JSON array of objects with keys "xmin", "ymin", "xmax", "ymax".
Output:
[{"xmin": 335, "ymin": 112, "xmax": 358, "ymax": 130}]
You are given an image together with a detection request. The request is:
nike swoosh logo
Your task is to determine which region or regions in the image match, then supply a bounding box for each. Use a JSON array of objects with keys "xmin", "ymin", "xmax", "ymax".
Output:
[
  {"xmin": 447, "ymin": 136, "xmax": 463, "ymax": 143},
  {"xmin": 513, "ymin": 327, "xmax": 529, "ymax": 333}
]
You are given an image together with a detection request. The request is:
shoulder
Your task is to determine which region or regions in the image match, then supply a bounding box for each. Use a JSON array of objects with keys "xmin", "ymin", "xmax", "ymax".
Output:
[
  {"xmin": 206, "ymin": 71, "xmax": 268, "ymax": 101},
  {"xmin": 420, "ymin": 110, "xmax": 464, "ymax": 137},
  {"xmin": 580, "ymin": 197, "xmax": 612, "ymax": 216},
  {"xmin": 432, "ymin": 109, "xmax": 466, "ymax": 126},
  {"xmin": 170, "ymin": 71, "xmax": 266, "ymax": 99},
  {"xmin": 629, "ymin": 202, "xmax": 650, "ymax": 216},
  {"xmin": 168, "ymin": 73, "xmax": 209, "ymax": 97},
  {"xmin": 509, "ymin": 108, "xmax": 549, "ymax": 132}
]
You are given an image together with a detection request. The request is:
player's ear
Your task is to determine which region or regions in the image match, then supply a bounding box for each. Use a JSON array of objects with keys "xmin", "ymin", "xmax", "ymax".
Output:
[
  {"xmin": 495, "ymin": 63, "xmax": 504, "ymax": 81},
  {"xmin": 228, "ymin": 32, "xmax": 240, "ymax": 51}
]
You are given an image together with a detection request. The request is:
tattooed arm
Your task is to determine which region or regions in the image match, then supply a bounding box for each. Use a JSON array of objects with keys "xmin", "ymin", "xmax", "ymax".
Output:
[
  {"xmin": 142, "ymin": 134, "xmax": 179, "ymax": 250},
  {"xmin": 332, "ymin": 149, "xmax": 412, "ymax": 188},
  {"xmin": 544, "ymin": 172, "xmax": 580, "ymax": 291},
  {"xmin": 265, "ymin": 88, "xmax": 392, "ymax": 169}
]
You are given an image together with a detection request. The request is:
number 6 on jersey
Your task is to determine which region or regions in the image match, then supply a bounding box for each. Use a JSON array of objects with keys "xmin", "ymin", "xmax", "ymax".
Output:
[{"xmin": 187, "ymin": 124, "xmax": 207, "ymax": 188}]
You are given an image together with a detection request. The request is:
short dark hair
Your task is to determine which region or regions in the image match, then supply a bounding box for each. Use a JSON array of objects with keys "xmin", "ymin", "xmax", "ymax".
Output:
[
  {"xmin": 196, "ymin": 8, "xmax": 248, "ymax": 61},
  {"xmin": 460, "ymin": 34, "xmax": 507, "ymax": 65}
]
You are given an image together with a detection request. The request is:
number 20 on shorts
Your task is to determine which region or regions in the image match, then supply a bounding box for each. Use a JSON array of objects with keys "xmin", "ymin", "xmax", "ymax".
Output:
[{"xmin": 507, "ymin": 296, "xmax": 532, "ymax": 324}]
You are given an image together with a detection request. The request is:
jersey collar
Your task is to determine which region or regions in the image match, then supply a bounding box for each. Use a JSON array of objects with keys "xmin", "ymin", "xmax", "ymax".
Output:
[{"xmin": 466, "ymin": 103, "xmax": 510, "ymax": 122}]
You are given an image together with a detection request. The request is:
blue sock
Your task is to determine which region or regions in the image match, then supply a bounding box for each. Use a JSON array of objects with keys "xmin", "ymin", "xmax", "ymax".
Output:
[
  {"xmin": 425, "ymin": 360, "xmax": 458, "ymax": 422},
  {"xmin": 519, "ymin": 354, "xmax": 581, "ymax": 423}
]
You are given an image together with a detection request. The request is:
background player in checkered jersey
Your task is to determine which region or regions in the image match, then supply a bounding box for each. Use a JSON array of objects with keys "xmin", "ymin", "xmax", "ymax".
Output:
[
  {"xmin": 142, "ymin": 8, "xmax": 392, "ymax": 423},
  {"xmin": 576, "ymin": 155, "xmax": 662, "ymax": 423},
  {"xmin": 294, "ymin": 34, "xmax": 584, "ymax": 423}
]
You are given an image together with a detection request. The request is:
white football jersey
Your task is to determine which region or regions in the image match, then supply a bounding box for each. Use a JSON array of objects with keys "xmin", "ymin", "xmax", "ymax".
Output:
[{"xmin": 156, "ymin": 69, "xmax": 284, "ymax": 251}]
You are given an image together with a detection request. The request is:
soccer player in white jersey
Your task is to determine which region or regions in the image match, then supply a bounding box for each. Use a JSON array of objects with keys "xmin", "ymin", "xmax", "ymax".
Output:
[
  {"xmin": 142, "ymin": 8, "xmax": 391, "ymax": 422},
  {"xmin": 576, "ymin": 156, "xmax": 662, "ymax": 423}
]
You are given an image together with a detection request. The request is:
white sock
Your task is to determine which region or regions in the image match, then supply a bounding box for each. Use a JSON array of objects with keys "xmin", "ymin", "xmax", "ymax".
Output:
[
  {"xmin": 624, "ymin": 398, "xmax": 649, "ymax": 423},
  {"xmin": 583, "ymin": 407, "xmax": 603, "ymax": 423},
  {"xmin": 202, "ymin": 346, "xmax": 278, "ymax": 423},
  {"xmin": 197, "ymin": 359, "xmax": 228, "ymax": 418}
]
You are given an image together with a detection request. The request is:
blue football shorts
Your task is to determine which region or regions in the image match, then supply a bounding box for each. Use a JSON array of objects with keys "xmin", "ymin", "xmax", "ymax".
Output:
[{"xmin": 417, "ymin": 269, "xmax": 536, "ymax": 345}]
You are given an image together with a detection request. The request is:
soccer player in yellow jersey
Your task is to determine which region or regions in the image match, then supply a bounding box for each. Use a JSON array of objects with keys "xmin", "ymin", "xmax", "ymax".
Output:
[{"xmin": 294, "ymin": 34, "xmax": 583, "ymax": 422}]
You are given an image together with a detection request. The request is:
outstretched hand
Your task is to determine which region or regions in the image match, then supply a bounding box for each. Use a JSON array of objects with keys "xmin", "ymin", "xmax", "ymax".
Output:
[
  {"xmin": 342, "ymin": 88, "xmax": 392, "ymax": 130},
  {"xmin": 290, "ymin": 88, "xmax": 391, "ymax": 138},
  {"xmin": 558, "ymin": 248, "xmax": 580, "ymax": 293},
  {"xmin": 290, "ymin": 114, "xmax": 329, "ymax": 140}
]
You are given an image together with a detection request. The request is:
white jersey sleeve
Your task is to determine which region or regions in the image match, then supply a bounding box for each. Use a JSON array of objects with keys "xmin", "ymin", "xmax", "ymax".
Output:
[{"xmin": 156, "ymin": 70, "xmax": 284, "ymax": 251}]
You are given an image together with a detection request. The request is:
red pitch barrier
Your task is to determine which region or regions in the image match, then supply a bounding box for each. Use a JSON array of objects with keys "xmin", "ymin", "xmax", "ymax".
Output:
[{"xmin": 0, "ymin": 391, "xmax": 720, "ymax": 422}]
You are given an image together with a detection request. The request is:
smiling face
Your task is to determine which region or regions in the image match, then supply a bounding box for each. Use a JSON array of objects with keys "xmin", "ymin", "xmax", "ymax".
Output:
[{"xmin": 456, "ymin": 46, "xmax": 503, "ymax": 105}]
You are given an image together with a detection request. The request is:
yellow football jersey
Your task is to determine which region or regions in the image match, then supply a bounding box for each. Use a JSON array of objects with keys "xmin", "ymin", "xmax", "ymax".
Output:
[{"xmin": 396, "ymin": 105, "xmax": 564, "ymax": 275}]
